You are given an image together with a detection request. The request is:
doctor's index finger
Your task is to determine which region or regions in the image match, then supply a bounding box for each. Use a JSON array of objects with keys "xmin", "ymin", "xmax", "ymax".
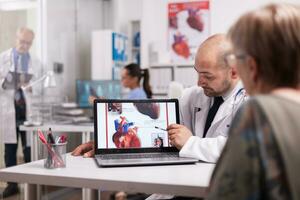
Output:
[
  {"xmin": 167, "ymin": 123, "xmax": 182, "ymax": 130},
  {"xmin": 167, "ymin": 127, "xmax": 181, "ymax": 136},
  {"xmin": 83, "ymin": 149, "xmax": 95, "ymax": 158}
]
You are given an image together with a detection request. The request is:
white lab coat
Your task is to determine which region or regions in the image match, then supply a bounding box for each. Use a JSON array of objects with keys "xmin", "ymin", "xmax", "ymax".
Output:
[
  {"xmin": 179, "ymin": 82, "xmax": 245, "ymax": 163},
  {"xmin": 0, "ymin": 48, "xmax": 37, "ymax": 144}
]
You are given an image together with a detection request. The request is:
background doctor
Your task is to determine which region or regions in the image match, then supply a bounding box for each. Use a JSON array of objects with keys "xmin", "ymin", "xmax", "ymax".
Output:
[
  {"xmin": 0, "ymin": 27, "xmax": 35, "ymax": 197},
  {"xmin": 168, "ymin": 34, "xmax": 245, "ymax": 163}
]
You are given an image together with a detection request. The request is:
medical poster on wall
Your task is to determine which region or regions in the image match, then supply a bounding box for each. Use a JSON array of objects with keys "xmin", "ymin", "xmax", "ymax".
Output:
[{"xmin": 168, "ymin": 1, "xmax": 210, "ymax": 63}]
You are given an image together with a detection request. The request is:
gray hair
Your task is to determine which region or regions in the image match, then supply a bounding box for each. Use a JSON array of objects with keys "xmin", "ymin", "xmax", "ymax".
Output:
[
  {"xmin": 228, "ymin": 3, "xmax": 300, "ymax": 88},
  {"xmin": 16, "ymin": 27, "xmax": 35, "ymax": 38}
]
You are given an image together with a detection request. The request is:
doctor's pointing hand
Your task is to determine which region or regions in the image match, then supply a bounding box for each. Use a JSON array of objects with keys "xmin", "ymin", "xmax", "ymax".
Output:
[{"xmin": 167, "ymin": 124, "xmax": 192, "ymax": 149}]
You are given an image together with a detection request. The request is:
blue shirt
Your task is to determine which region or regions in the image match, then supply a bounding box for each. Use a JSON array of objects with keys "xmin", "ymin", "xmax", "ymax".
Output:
[
  {"xmin": 127, "ymin": 87, "xmax": 147, "ymax": 99},
  {"xmin": 12, "ymin": 48, "xmax": 30, "ymax": 73}
]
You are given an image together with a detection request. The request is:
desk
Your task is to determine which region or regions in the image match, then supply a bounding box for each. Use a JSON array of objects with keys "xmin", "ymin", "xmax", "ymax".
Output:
[
  {"xmin": 20, "ymin": 124, "xmax": 94, "ymax": 161},
  {"xmin": 19, "ymin": 124, "xmax": 94, "ymax": 199},
  {"xmin": 0, "ymin": 154, "xmax": 215, "ymax": 198}
]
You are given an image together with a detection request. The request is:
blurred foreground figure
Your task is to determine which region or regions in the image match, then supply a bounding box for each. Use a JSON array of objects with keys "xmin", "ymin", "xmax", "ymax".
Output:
[{"xmin": 207, "ymin": 3, "xmax": 300, "ymax": 200}]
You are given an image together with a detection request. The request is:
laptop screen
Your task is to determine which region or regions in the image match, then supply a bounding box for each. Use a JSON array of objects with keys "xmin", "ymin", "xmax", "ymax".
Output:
[{"xmin": 94, "ymin": 99, "xmax": 179, "ymax": 153}]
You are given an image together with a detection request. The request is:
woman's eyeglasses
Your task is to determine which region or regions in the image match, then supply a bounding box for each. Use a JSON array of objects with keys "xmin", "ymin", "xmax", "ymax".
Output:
[{"xmin": 224, "ymin": 53, "xmax": 247, "ymax": 68}]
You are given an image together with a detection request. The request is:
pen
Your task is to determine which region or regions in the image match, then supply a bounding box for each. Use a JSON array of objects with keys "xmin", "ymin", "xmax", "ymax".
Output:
[
  {"xmin": 47, "ymin": 128, "xmax": 55, "ymax": 144},
  {"xmin": 55, "ymin": 136, "xmax": 61, "ymax": 144},
  {"xmin": 59, "ymin": 135, "xmax": 67, "ymax": 143},
  {"xmin": 155, "ymin": 126, "xmax": 167, "ymax": 131}
]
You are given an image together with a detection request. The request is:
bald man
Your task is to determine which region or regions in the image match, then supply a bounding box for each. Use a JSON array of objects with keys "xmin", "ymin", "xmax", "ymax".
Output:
[{"xmin": 167, "ymin": 34, "xmax": 245, "ymax": 163}]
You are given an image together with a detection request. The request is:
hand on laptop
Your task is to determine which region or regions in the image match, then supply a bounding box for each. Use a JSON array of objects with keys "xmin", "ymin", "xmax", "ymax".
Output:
[
  {"xmin": 88, "ymin": 96, "xmax": 96, "ymax": 105},
  {"xmin": 71, "ymin": 140, "xmax": 95, "ymax": 158},
  {"xmin": 167, "ymin": 124, "xmax": 192, "ymax": 150}
]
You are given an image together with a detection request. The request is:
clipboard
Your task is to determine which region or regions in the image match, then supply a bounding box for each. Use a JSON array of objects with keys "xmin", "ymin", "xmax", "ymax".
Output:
[{"xmin": 2, "ymin": 71, "xmax": 33, "ymax": 90}]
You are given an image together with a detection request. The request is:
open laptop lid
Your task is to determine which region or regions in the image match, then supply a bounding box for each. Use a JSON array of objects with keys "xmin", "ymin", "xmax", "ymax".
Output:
[{"xmin": 94, "ymin": 99, "xmax": 180, "ymax": 155}]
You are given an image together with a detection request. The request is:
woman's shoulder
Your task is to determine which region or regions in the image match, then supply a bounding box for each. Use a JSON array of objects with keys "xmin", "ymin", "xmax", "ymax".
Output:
[
  {"xmin": 231, "ymin": 94, "xmax": 300, "ymax": 140},
  {"xmin": 229, "ymin": 97, "xmax": 269, "ymax": 137},
  {"xmin": 128, "ymin": 87, "xmax": 147, "ymax": 99}
]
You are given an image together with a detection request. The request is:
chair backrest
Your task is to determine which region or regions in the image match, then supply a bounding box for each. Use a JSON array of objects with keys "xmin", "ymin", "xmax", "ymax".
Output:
[{"xmin": 167, "ymin": 81, "xmax": 184, "ymax": 99}]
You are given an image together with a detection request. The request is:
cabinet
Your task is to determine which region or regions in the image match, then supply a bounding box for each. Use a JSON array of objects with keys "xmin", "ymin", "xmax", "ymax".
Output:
[
  {"xmin": 149, "ymin": 64, "xmax": 197, "ymax": 97},
  {"xmin": 91, "ymin": 30, "xmax": 128, "ymax": 80}
]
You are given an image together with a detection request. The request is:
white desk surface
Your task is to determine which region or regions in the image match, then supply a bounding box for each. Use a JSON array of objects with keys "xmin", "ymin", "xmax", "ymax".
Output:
[
  {"xmin": 19, "ymin": 124, "xmax": 94, "ymax": 132},
  {"xmin": 0, "ymin": 154, "xmax": 215, "ymax": 197}
]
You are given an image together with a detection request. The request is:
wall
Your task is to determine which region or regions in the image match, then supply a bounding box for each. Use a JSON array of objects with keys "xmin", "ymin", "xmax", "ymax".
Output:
[
  {"xmin": 100, "ymin": 0, "xmax": 142, "ymax": 35},
  {"xmin": 211, "ymin": 0, "xmax": 300, "ymax": 33},
  {"xmin": 140, "ymin": 0, "xmax": 300, "ymax": 68},
  {"xmin": 141, "ymin": 0, "xmax": 168, "ymax": 68},
  {"xmin": 76, "ymin": 0, "xmax": 103, "ymax": 80},
  {"xmin": 43, "ymin": 0, "xmax": 103, "ymax": 101},
  {"xmin": 26, "ymin": 8, "xmax": 38, "ymax": 58},
  {"xmin": 0, "ymin": 10, "xmax": 27, "ymax": 52},
  {"xmin": 43, "ymin": 0, "xmax": 76, "ymax": 100},
  {"xmin": 112, "ymin": 0, "xmax": 142, "ymax": 35}
]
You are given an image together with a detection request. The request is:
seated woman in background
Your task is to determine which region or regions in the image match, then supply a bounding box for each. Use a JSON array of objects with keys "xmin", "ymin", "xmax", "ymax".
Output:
[
  {"xmin": 121, "ymin": 63, "xmax": 152, "ymax": 99},
  {"xmin": 207, "ymin": 3, "xmax": 300, "ymax": 200},
  {"xmin": 89, "ymin": 63, "xmax": 152, "ymax": 104}
]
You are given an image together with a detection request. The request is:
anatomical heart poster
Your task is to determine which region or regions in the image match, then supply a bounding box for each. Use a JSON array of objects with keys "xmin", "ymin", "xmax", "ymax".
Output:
[{"xmin": 168, "ymin": 1, "xmax": 210, "ymax": 63}]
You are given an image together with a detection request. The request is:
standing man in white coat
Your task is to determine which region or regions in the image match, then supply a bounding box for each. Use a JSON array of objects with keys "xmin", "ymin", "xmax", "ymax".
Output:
[
  {"xmin": 0, "ymin": 27, "xmax": 35, "ymax": 197},
  {"xmin": 168, "ymin": 34, "xmax": 245, "ymax": 163}
]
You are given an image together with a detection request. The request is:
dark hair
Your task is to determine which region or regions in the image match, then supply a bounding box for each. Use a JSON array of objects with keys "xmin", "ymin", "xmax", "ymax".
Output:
[{"xmin": 124, "ymin": 63, "xmax": 153, "ymax": 98}]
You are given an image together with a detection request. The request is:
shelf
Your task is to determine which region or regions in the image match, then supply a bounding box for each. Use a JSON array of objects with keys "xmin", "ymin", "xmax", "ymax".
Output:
[{"xmin": 149, "ymin": 64, "xmax": 198, "ymax": 94}]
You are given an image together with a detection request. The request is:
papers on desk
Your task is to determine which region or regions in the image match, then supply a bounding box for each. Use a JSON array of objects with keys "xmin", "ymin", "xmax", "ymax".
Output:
[
  {"xmin": 61, "ymin": 102, "xmax": 78, "ymax": 108},
  {"xmin": 51, "ymin": 116, "xmax": 92, "ymax": 125},
  {"xmin": 146, "ymin": 194, "xmax": 175, "ymax": 200},
  {"xmin": 72, "ymin": 116, "xmax": 92, "ymax": 123},
  {"xmin": 52, "ymin": 104, "xmax": 92, "ymax": 124},
  {"xmin": 24, "ymin": 121, "xmax": 43, "ymax": 126},
  {"xmin": 56, "ymin": 109, "xmax": 84, "ymax": 116}
]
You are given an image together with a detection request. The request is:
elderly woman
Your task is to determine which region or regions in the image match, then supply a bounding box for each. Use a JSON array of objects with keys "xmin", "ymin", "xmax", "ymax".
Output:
[{"xmin": 207, "ymin": 3, "xmax": 300, "ymax": 200}]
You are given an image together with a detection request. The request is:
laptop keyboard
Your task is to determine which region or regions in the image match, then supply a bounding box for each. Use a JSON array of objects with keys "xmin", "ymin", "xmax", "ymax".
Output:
[{"xmin": 99, "ymin": 153, "xmax": 178, "ymax": 160}]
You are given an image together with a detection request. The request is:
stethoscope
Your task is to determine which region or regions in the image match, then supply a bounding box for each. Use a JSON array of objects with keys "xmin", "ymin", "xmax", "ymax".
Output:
[
  {"xmin": 233, "ymin": 88, "xmax": 247, "ymax": 111},
  {"xmin": 227, "ymin": 87, "xmax": 248, "ymax": 127}
]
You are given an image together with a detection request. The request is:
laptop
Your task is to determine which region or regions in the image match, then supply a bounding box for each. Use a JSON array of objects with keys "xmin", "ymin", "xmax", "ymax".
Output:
[{"xmin": 93, "ymin": 99, "xmax": 198, "ymax": 167}]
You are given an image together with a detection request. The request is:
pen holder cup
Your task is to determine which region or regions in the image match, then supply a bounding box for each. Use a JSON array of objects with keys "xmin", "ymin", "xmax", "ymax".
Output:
[{"xmin": 43, "ymin": 142, "xmax": 67, "ymax": 169}]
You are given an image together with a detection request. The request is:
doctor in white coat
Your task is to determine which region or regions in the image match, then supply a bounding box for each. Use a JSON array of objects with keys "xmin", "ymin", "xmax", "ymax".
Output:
[
  {"xmin": 0, "ymin": 27, "xmax": 36, "ymax": 197},
  {"xmin": 168, "ymin": 34, "xmax": 246, "ymax": 163}
]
